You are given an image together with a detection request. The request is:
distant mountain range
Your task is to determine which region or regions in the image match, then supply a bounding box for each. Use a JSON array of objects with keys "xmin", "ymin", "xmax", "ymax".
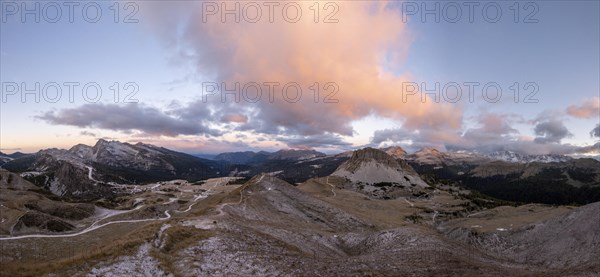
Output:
[
  {"xmin": 2, "ymin": 140, "xmax": 599, "ymax": 204},
  {"xmin": 0, "ymin": 151, "xmax": 29, "ymax": 166},
  {"xmin": 213, "ymin": 149, "xmax": 325, "ymax": 165},
  {"xmin": 404, "ymin": 147, "xmax": 600, "ymax": 205},
  {"xmin": 484, "ymin": 150, "xmax": 574, "ymax": 163}
]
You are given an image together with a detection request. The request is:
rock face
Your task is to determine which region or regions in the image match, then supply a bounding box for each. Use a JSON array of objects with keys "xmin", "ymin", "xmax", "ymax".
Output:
[
  {"xmin": 332, "ymin": 148, "xmax": 428, "ymax": 199},
  {"xmin": 406, "ymin": 147, "xmax": 490, "ymax": 166},
  {"xmin": 333, "ymin": 148, "xmax": 426, "ymax": 186}
]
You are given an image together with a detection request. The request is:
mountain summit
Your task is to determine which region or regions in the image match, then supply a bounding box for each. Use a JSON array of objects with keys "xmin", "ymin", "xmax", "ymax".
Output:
[
  {"xmin": 380, "ymin": 146, "xmax": 407, "ymax": 158},
  {"xmin": 332, "ymin": 148, "xmax": 428, "ymax": 199}
]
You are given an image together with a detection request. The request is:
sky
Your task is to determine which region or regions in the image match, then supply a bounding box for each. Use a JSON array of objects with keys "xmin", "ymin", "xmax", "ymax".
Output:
[{"xmin": 0, "ymin": 0, "xmax": 599, "ymax": 155}]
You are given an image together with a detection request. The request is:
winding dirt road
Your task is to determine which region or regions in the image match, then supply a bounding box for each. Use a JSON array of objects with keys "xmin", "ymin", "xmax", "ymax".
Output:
[
  {"xmin": 0, "ymin": 207, "xmax": 170, "ymax": 241},
  {"xmin": 0, "ymin": 177, "xmax": 242, "ymax": 241}
]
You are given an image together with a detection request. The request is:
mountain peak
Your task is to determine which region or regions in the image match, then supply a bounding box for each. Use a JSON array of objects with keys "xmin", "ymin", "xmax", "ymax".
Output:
[
  {"xmin": 349, "ymin": 147, "xmax": 392, "ymax": 163},
  {"xmin": 332, "ymin": 147, "xmax": 428, "ymax": 193},
  {"xmin": 93, "ymin": 138, "xmax": 114, "ymax": 150},
  {"xmin": 336, "ymin": 147, "xmax": 413, "ymax": 176},
  {"xmin": 380, "ymin": 146, "xmax": 407, "ymax": 158},
  {"xmin": 69, "ymin": 143, "xmax": 89, "ymax": 150},
  {"xmin": 67, "ymin": 144, "xmax": 93, "ymax": 159},
  {"xmin": 417, "ymin": 147, "xmax": 442, "ymax": 155}
]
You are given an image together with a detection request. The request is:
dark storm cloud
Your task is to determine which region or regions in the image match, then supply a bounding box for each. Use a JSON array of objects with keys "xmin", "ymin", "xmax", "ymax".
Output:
[
  {"xmin": 533, "ymin": 120, "xmax": 572, "ymax": 144},
  {"xmin": 592, "ymin": 124, "xmax": 600, "ymax": 138},
  {"xmin": 37, "ymin": 103, "xmax": 220, "ymax": 137},
  {"xmin": 371, "ymin": 128, "xmax": 412, "ymax": 145}
]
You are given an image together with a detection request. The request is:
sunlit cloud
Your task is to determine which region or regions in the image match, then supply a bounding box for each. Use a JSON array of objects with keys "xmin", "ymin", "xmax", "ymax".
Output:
[
  {"xmin": 567, "ymin": 97, "xmax": 600, "ymax": 119},
  {"xmin": 140, "ymin": 0, "xmax": 463, "ymax": 138}
]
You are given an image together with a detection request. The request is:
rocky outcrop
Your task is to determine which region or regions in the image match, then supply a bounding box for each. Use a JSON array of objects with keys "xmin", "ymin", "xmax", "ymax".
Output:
[{"xmin": 332, "ymin": 148, "xmax": 429, "ymax": 199}]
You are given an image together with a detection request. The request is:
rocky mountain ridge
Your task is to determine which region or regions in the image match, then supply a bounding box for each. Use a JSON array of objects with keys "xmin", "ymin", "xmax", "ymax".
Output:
[{"xmin": 2, "ymin": 139, "xmax": 221, "ymax": 199}]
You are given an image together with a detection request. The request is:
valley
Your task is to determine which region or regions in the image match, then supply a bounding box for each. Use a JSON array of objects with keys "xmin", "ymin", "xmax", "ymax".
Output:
[
  {"xmin": 0, "ymin": 141, "xmax": 599, "ymax": 276},
  {"xmin": 4, "ymin": 2, "xmax": 599, "ymax": 276}
]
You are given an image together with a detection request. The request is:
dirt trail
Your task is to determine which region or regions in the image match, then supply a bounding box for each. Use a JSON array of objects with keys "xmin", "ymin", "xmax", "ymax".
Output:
[
  {"xmin": 0, "ymin": 208, "xmax": 170, "ymax": 241},
  {"xmin": 326, "ymin": 176, "xmax": 336, "ymax": 197}
]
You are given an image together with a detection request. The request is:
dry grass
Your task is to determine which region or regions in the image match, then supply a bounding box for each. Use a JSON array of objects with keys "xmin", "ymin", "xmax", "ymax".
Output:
[
  {"xmin": 162, "ymin": 226, "xmax": 214, "ymax": 253},
  {"xmin": 0, "ymin": 221, "xmax": 162, "ymax": 277},
  {"xmin": 298, "ymin": 177, "xmax": 419, "ymax": 229},
  {"xmin": 1, "ymin": 173, "xmax": 594, "ymax": 276},
  {"xmin": 444, "ymin": 203, "xmax": 574, "ymax": 233},
  {"xmin": 0, "ymin": 178, "xmax": 241, "ymax": 277},
  {"xmin": 151, "ymin": 226, "xmax": 215, "ymax": 276}
]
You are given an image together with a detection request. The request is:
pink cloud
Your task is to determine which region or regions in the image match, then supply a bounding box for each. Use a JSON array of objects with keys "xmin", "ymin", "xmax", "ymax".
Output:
[
  {"xmin": 221, "ymin": 114, "xmax": 248, "ymax": 123},
  {"xmin": 142, "ymin": 1, "xmax": 464, "ymax": 137},
  {"xmin": 567, "ymin": 97, "xmax": 600, "ymax": 119}
]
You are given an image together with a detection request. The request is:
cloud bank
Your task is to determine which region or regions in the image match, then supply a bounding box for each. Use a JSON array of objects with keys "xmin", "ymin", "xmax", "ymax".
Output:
[{"xmin": 372, "ymin": 112, "xmax": 596, "ymax": 155}]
